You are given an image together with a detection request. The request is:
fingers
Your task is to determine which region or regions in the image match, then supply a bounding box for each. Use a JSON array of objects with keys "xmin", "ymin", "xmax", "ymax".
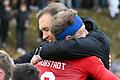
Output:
[{"xmin": 31, "ymin": 55, "xmax": 42, "ymax": 65}]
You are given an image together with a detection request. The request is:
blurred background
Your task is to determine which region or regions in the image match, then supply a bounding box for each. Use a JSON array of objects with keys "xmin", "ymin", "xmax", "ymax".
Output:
[{"xmin": 0, "ymin": 0, "xmax": 120, "ymax": 73}]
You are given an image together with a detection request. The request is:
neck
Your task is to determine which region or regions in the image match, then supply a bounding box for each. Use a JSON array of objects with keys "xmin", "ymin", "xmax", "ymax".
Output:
[
  {"xmin": 77, "ymin": 30, "xmax": 89, "ymax": 38},
  {"xmin": 74, "ymin": 25, "xmax": 89, "ymax": 38}
]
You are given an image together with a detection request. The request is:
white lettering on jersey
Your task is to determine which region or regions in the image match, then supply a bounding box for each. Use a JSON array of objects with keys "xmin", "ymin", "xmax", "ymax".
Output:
[{"xmin": 37, "ymin": 60, "xmax": 66, "ymax": 70}]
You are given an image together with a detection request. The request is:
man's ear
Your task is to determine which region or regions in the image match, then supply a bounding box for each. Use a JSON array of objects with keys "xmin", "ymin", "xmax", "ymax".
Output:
[
  {"xmin": 65, "ymin": 35, "xmax": 72, "ymax": 40},
  {"xmin": 0, "ymin": 69, "xmax": 5, "ymax": 80}
]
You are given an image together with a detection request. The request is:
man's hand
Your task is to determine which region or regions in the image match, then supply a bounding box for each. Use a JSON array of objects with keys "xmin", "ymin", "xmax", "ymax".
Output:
[{"xmin": 30, "ymin": 55, "xmax": 42, "ymax": 65}]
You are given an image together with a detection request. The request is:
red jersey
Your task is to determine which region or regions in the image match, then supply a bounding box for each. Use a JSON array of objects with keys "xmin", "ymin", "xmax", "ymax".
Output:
[{"xmin": 35, "ymin": 56, "xmax": 119, "ymax": 80}]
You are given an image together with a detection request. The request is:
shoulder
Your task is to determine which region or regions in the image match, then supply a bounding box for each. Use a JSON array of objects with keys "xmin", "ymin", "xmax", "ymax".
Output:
[{"xmin": 80, "ymin": 56, "xmax": 103, "ymax": 65}]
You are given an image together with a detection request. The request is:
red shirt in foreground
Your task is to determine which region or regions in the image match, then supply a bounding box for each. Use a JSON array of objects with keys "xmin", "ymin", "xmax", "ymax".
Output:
[{"xmin": 35, "ymin": 56, "xmax": 119, "ymax": 80}]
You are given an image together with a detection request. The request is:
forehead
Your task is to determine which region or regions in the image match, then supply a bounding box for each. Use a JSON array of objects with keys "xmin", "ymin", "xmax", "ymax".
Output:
[{"xmin": 39, "ymin": 13, "xmax": 52, "ymax": 30}]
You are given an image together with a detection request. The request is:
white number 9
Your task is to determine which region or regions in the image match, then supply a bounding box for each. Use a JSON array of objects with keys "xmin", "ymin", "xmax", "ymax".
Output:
[{"xmin": 41, "ymin": 72, "xmax": 55, "ymax": 80}]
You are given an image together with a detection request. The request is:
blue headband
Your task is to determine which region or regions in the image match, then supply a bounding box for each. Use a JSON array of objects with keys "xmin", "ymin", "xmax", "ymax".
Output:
[{"xmin": 56, "ymin": 15, "xmax": 83, "ymax": 40}]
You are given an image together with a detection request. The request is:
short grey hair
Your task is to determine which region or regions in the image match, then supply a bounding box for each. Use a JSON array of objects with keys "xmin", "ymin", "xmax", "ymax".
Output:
[
  {"xmin": 36, "ymin": 3, "xmax": 68, "ymax": 19},
  {"xmin": 36, "ymin": 3, "xmax": 77, "ymax": 35}
]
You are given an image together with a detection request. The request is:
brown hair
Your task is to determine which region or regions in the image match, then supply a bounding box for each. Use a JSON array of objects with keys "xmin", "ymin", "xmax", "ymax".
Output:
[{"xmin": 12, "ymin": 63, "xmax": 40, "ymax": 80}]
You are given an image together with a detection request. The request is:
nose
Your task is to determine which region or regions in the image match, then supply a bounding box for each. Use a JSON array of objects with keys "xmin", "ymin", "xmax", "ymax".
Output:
[{"xmin": 42, "ymin": 32, "xmax": 48, "ymax": 40}]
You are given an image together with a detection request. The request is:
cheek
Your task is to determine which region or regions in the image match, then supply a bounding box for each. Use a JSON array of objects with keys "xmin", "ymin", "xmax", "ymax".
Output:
[
  {"xmin": 50, "ymin": 32, "xmax": 56, "ymax": 39},
  {"xmin": 49, "ymin": 32, "xmax": 54, "ymax": 37}
]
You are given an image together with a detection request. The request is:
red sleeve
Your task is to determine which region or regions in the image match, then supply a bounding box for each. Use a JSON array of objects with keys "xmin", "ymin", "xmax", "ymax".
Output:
[{"xmin": 84, "ymin": 56, "xmax": 119, "ymax": 80}]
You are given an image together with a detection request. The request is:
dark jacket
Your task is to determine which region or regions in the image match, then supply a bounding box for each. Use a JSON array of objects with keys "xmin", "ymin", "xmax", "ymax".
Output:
[{"xmin": 14, "ymin": 16, "xmax": 110, "ymax": 69}]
